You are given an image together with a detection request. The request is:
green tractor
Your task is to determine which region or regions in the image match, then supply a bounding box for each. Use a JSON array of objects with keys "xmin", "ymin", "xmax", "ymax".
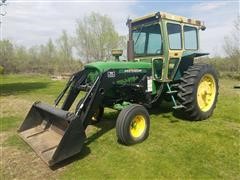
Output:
[{"xmin": 18, "ymin": 12, "xmax": 219, "ymax": 166}]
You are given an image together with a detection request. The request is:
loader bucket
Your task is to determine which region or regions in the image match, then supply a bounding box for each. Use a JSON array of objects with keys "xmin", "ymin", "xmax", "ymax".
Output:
[{"xmin": 18, "ymin": 101, "xmax": 86, "ymax": 166}]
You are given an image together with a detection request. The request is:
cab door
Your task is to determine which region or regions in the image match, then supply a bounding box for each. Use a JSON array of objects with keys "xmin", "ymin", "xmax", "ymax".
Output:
[{"xmin": 165, "ymin": 22, "xmax": 183, "ymax": 81}]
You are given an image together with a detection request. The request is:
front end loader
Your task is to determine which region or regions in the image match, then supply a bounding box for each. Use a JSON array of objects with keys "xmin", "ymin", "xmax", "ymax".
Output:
[{"xmin": 18, "ymin": 12, "xmax": 219, "ymax": 166}]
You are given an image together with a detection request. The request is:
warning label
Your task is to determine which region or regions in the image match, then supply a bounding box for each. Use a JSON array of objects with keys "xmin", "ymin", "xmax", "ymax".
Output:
[{"xmin": 147, "ymin": 76, "xmax": 152, "ymax": 92}]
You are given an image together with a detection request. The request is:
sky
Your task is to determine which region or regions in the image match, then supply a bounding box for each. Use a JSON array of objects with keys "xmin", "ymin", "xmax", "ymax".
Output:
[{"xmin": 1, "ymin": 0, "xmax": 239, "ymax": 56}]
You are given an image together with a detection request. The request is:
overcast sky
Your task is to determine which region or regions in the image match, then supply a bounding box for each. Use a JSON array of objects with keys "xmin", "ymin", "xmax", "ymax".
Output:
[{"xmin": 2, "ymin": 0, "xmax": 239, "ymax": 56}]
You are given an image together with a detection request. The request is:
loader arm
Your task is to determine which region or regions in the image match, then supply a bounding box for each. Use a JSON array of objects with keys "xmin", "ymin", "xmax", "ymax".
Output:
[
  {"xmin": 73, "ymin": 71, "xmax": 114, "ymax": 128},
  {"xmin": 61, "ymin": 70, "xmax": 88, "ymax": 111},
  {"xmin": 18, "ymin": 69, "xmax": 116, "ymax": 166},
  {"xmin": 54, "ymin": 70, "xmax": 85, "ymax": 107}
]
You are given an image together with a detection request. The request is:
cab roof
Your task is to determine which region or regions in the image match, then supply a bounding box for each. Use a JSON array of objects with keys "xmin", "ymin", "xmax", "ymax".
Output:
[{"xmin": 132, "ymin": 11, "xmax": 205, "ymax": 28}]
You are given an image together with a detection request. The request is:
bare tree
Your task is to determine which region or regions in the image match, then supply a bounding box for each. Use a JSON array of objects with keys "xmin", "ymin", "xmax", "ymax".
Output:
[{"xmin": 223, "ymin": 16, "xmax": 240, "ymax": 72}]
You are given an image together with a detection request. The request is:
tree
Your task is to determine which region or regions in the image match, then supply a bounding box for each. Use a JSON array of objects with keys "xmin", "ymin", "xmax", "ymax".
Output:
[
  {"xmin": 0, "ymin": 40, "xmax": 15, "ymax": 73},
  {"xmin": 223, "ymin": 16, "xmax": 240, "ymax": 72},
  {"xmin": 57, "ymin": 30, "xmax": 73, "ymax": 61},
  {"xmin": 14, "ymin": 45, "xmax": 30, "ymax": 73},
  {"xmin": 75, "ymin": 12, "xmax": 124, "ymax": 63},
  {"xmin": 45, "ymin": 38, "xmax": 56, "ymax": 60}
]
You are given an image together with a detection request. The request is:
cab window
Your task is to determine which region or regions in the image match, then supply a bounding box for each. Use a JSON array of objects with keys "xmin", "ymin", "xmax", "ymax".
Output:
[
  {"xmin": 133, "ymin": 24, "xmax": 162, "ymax": 56},
  {"xmin": 184, "ymin": 26, "xmax": 198, "ymax": 50},
  {"xmin": 167, "ymin": 23, "xmax": 182, "ymax": 50},
  {"xmin": 133, "ymin": 32, "xmax": 146, "ymax": 54},
  {"xmin": 147, "ymin": 29, "xmax": 162, "ymax": 54}
]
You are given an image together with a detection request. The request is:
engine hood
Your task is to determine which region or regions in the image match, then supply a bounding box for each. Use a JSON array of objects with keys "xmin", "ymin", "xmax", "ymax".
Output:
[{"xmin": 85, "ymin": 61, "xmax": 152, "ymax": 73}]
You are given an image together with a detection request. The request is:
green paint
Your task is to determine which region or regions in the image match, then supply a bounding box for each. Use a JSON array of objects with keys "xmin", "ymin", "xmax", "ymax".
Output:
[
  {"xmin": 113, "ymin": 101, "xmax": 132, "ymax": 110},
  {"xmin": 152, "ymin": 80, "xmax": 157, "ymax": 94},
  {"xmin": 85, "ymin": 61, "xmax": 151, "ymax": 72}
]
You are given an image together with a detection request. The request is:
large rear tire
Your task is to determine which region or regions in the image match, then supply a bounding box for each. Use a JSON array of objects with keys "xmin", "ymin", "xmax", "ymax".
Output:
[
  {"xmin": 116, "ymin": 104, "xmax": 150, "ymax": 145},
  {"xmin": 176, "ymin": 64, "xmax": 219, "ymax": 120}
]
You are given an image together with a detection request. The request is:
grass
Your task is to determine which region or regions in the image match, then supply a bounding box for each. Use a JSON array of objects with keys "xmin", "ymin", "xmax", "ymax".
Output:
[
  {"xmin": 3, "ymin": 134, "xmax": 31, "ymax": 152},
  {"xmin": 1, "ymin": 116, "xmax": 20, "ymax": 131},
  {"xmin": 0, "ymin": 74, "xmax": 240, "ymax": 179}
]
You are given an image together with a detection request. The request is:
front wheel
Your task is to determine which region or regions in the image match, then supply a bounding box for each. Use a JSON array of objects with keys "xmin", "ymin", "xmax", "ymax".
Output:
[
  {"xmin": 116, "ymin": 104, "xmax": 150, "ymax": 145},
  {"xmin": 176, "ymin": 64, "xmax": 219, "ymax": 120}
]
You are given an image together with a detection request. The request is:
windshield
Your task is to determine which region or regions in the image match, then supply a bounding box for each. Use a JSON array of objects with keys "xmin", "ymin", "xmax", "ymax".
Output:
[{"xmin": 132, "ymin": 24, "xmax": 162, "ymax": 57}]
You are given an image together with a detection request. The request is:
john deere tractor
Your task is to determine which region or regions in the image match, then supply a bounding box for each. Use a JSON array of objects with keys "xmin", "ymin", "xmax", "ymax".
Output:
[{"xmin": 18, "ymin": 12, "xmax": 219, "ymax": 166}]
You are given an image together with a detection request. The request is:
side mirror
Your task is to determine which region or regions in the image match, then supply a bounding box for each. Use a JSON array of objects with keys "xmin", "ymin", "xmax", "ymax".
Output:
[{"xmin": 111, "ymin": 49, "xmax": 123, "ymax": 61}]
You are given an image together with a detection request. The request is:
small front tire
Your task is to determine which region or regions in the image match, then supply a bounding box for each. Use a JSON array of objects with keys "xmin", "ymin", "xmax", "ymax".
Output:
[{"xmin": 116, "ymin": 104, "xmax": 150, "ymax": 145}]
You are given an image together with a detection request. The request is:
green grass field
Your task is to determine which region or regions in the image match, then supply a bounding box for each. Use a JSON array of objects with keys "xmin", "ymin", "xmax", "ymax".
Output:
[{"xmin": 0, "ymin": 74, "xmax": 240, "ymax": 179}]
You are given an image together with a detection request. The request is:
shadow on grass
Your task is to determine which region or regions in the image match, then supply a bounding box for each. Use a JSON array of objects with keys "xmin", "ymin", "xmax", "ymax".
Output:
[
  {"xmin": 149, "ymin": 101, "xmax": 179, "ymax": 122},
  {"xmin": 50, "ymin": 103, "xmax": 196, "ymax": 169},
  {"xmin": 149, "ymin": 101, "xmax": 173, "ymax": 114},
  {"xmin": 85, "ymin": 111, "xmax": 118, "ymax": 145},
  {"xmin": 149, "ymin": 100, "xmax": 196, "ymax": 122},
  {"xmin": 51, "ymin": 146, "xmax": 91, "ymax": 170},
  {"xmin": 0, "ymin": 82, "xmax": 49, "ymax": 96},
  {"xmin": 51, "ymin": 111, "xmax": 118, "ymax": 170}
]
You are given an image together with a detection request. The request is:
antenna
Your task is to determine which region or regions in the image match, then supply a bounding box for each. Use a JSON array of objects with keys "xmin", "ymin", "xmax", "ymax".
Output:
[{"xmin": 0, "ymin": 0, "xmax": 7, "ymax": 40}]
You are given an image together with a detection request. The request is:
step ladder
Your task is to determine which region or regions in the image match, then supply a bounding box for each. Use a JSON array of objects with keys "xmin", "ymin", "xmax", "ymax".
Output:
[{"xmin": 166, "ymin": 83, "xmax": 185, "ymax": 109}]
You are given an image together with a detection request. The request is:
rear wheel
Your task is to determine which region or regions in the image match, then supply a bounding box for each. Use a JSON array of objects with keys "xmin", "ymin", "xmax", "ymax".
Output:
[
  {"xmin": 116, "ymin": 104, "xmax": 150, "ymax": 145},
  {"xmin": 75, "ymin": 98, "xmax": 104, "ymax": 123},
  {"xmin": 176, "ymin": 64, "xmax": 219, "ymax": 120}
]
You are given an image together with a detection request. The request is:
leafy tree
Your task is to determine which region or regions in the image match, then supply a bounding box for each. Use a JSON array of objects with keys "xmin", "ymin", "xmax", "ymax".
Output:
[
  {"xmin": 14, "ymin": 45, "xmax": 30, "ymax": 73},
  {"xmin": 40, "ymin": 38, "xmax": 56, "ymax": 60},
  {"xmin": 75, "ymin": 12, "xmax": 125, "ymax": 62},
  {"xmin": 0, "ymin": 40, "xmax": 15, "ymax": 73},
  {"xmin": 57, "ymin": 30, "xmax": 73, "ymax": 61}
]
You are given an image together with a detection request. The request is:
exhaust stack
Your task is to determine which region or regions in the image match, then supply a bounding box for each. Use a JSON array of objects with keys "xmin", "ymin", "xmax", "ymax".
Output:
[{"xmin": 127, "ymin": 19, "xmax": 134, "ymax": 61}]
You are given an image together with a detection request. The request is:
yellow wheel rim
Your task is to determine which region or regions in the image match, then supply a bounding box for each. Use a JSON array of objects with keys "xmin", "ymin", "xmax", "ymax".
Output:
[
  {"xmin": 197, "ymin": 74, "xmax": 216, "ymax": 112},
  {"xmin": 130, "ymin": 115, "xmax": 146, "ymax": 138}
]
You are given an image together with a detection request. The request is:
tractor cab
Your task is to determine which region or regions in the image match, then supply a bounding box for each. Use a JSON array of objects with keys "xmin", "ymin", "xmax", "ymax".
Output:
[{"xmin": 127, "ymin": 12, "xmax": 206, "ymax": 82}]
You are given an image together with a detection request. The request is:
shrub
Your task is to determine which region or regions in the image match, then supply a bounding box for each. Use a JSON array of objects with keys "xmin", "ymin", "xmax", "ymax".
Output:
[{"xmin": 0, "ymin": 65, "xmax": 4, "ymax": 74}]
